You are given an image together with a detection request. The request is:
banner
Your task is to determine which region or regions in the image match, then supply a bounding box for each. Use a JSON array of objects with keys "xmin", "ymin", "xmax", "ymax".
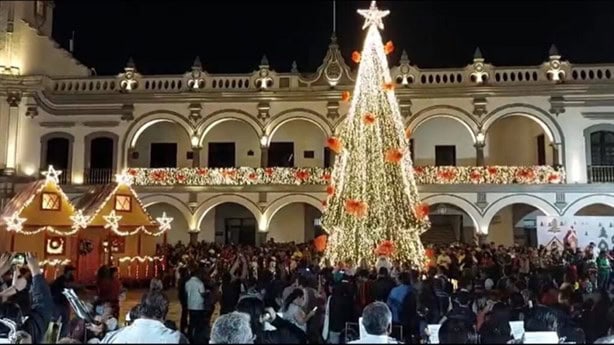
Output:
[{"xmin": 537, "ymin": 216, "xmax": 614, "ymax": 251}]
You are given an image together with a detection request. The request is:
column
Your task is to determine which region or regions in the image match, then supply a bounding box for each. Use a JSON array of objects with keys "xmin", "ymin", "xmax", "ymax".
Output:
[
  {"xmin": 189, "ymin": 232, "xmax": 198, "ymax": 245},
  {"xmin": 192, "ymin": 147, "xmax": 201, "ymax": 167},
  {"xmin": 260, "ymin": 146, "xmax": 269, "ymax": 167},
  {"xmin": 551, "ymin": 143, "xmax": 561, "ymax": 167},
  {"xmin": 72, "ymin": 135, "xmax": 84, "ymax": 184},
  {"xmin": 4, "ymin": 92, "xmax": 21, "ymax": 175},
  {"xmin": 474, "ymin": 143, "xmax": 485, "ymax": 166},
  {"xmin": 478, "ymin": 234, "xmax": 488, "ymax": 245}
]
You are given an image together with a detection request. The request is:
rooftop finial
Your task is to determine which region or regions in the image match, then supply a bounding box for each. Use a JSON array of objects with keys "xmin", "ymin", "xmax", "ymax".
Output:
[
  {"xmin": 193, "ymin": 56, "xmax": 202, "ymax": 68},
  {"xmin": 126, "ymin": 57, "xmax": 135, "ymax": 69},
  {"xmin": 473, "ymin": 47, "xmax": 483, "ymax": 60},
  {"xmin": 400, "ymin": 49, "xmax": 410, "ymax": 64},
  {"xmin": 260, "ymin": 55, "xmax": 269, "ymax": 66},
  {"xmin": 291, "ymin": 60, "xmax": 298, "ymax": 73},
  {"xmin": 549, "ymin": 44, "xmax": 560, "ymax": 57}
]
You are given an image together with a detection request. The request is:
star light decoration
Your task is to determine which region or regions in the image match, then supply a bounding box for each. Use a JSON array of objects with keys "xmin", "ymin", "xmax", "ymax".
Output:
[
  {"xmin": 115, "ymin": 173, "xmax": 133, "ymax": 186},
  {"xmin": 42, "ymin": 165, "xmax": 62, "ymax": 184},
  {"xmin": 156, "ymin": 212, "xmax": 173, "ymax": 232},
  {"xmin": 4, "ymin": 214, "xmax": 26, "ymax": 232},
  {"xmin": 103, "ymin": 210, "xmax": 122, "ymax": 232},
  {"xmin": 357, "ymin": 1, "xmax": 390, "ymax": 30},
  {"xmin": 70, "ymin": 210, "xmax": 90, "ymax": 231}
]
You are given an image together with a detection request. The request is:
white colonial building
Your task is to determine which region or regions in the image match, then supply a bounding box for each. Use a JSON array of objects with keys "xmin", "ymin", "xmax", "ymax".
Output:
[{"xmin": 1, "ymin": 1, "xmax": 614, "ymax": 247}]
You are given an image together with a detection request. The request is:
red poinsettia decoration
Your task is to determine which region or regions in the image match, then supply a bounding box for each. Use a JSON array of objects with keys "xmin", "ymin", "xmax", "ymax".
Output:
[
  {"xmin": 438, "ymin": 169, "xmax": 457, "ymax": 182},
  {"xmin": 294, "ymin": 170, "xmax": 310, "ymax": 182},
  {"xmin": 222, "ymin": 169, "xmax": 237, "ymax": 179},
  {"xmin": 149, "ymin": 170, "xmax": 167, "ymax": 182},
  {"xmin": 385, "ymin": 148, "xmax": 404, "ymax": 164},
  {"xmin": 322, "ymin": 171, "xmax": 332, "ymax": 181},
  {"xmin": 384, "ymin": 41, "xmax": 395, "ymax": 55},
  {"xmin": 326, "ymin": 137, "xmax": 343, "ymax": 154},
  {"xmin": 383, "ymin": 82, "xmax": 395, "ymax": 91},
  {"xmin": 345, "ymin": 199, "xmax": 368, "ymax": 218},
  {"xmin": 405, "ymin": 127, "xmax": 412, "ymax": 139},
  {"xmin": 264, "ymin": 167, "xmax": 275, "ymax": 176},
  {"xmin": 322, "ymin": 199, "xmax": 328, "ymax": 207},
  {"xmin": 196, "ymin": 168, "xmax": 208, "ymax": 176},
  {"xmin": 175, "ymin": 172, "xmax": 187, "ymax": 183},
  {"xmin": 376, "ymin": 240, "xmax": 395, "ymax": 257},
  {"xmin": 470, "ymin": 169, "xmax": 482, "ymax": 182},
  {"xmin": 548, "ymin": 173, "xmax": 561, "ymax": 184},
  {"xmin": 487, "ymin": 166, "xmax": 498, "ymax": 175},
  {"xmin": 314, "ymin": 235, "xmax": 328, "ymax": 253},
  {"xmin": 362, "ymin": 112, "xmax": 376, "ymax": 125},
  {"xmin": 352, "ymin": 51, "xmax": 361, "ymax": 63},
  {"xmin": 414, "ymin": 203, "xmax": 430, "ymax": 220},
  {"xmin": 326, "ymin": 185, "xmax": 335, "ymax": 196},
  {"xmin": 516, "ymin": 168, "xmax": 535, "ymax": 180},
  {"xmin": 248, "ymin": 172, "xmax": 258, "ymax": 181},
  {"xmin": 413, "ymin": 166, "xmax": 424, "ymax": 174},
  {"xmin": 341, "ymin": 91, "xmax": 351, "ymax": 102},
  {"xmin": 128, "ymin": 168, "xmax": 138, "ymax": 176}
]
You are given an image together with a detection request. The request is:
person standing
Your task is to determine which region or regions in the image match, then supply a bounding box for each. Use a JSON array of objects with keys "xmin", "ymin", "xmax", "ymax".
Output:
[
  {"xmin": 185, "ymin": 267, "xmax": 207, "ymax": 343},
  {"xmin": 596, "ymin": 249, "xmax": 611, "ymax": 291},
  {"xmin": 50, "ymin": 266, "xmax": 77, "ymax": 338},
  {"xmin": 177, "ymin": 266, "xmax": 190, "ymax": 334}
]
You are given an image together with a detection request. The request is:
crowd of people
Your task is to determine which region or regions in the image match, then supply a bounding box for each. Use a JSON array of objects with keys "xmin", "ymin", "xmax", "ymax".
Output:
[{"xmin": 2, "ymin": 239, "xmax": 614, "ymax": 343}]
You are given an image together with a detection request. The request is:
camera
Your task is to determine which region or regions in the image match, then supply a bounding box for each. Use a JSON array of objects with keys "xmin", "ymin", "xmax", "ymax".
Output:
[{"xmin": 11, "ymin": 254, "xmax": 25, "ymax": 266}]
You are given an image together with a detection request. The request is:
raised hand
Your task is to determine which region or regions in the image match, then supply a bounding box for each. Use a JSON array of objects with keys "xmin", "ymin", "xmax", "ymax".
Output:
[
  {"xmin": 0, "ymin": 252, "xmax": 13, "ymax": 275},
  {"xmin": 25, "ymin": 252, "xmax": 42, "ymax": 276}
]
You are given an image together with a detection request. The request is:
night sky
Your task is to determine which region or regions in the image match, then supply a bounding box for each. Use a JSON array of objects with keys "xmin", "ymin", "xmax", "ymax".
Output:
[{"xmin": 52, "ymin": 0, "xmax": 614, "ymax": 76}]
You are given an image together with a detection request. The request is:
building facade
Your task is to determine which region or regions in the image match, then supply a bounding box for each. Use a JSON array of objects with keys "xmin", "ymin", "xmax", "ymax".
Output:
[{"xmin": 1, "ymin": 1, "xmax": 614, "ymax": 247}]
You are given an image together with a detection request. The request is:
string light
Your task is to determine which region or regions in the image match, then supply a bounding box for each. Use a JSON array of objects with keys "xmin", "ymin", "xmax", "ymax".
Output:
[
  {"xmin": 4, "ymin": 214, "xmax": 26, "ymax": 232},
  {"xmin": 42, "ymin": 165, "xmax": 62, "ymax": 184},
  {"xmin": 322, "ymin": 0, "xmax": 428, "ymax": 266},
  {"xmin": 70, "ymin": 210, "xmax": 89, "ymax": 231},
  {"xmin": 103, "ymin": 210, "xmax": 122, "ymax": 232}
]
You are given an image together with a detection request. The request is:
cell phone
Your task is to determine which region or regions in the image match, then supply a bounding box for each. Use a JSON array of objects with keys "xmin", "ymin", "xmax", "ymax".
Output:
[
  {"xmin": 311, "ymin": 306, "xmax": 318, "ymax": 313},
  {"xmin": 12, "ymin": 253, "xmax": 25, "ymax": 265}
]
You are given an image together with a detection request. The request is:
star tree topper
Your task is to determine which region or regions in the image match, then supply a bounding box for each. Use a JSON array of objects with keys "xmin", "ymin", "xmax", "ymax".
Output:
[
  {"xmin": 42, "ymin": 165, "xmax": 62, "ymax": 184},
  {"xmin": 357, "ymin": 1, "xmax": 390, "ymax": 30}
]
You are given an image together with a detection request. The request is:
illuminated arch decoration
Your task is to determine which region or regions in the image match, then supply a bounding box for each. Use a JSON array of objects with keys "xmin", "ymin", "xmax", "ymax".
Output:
[
  {"xmin": 421, "ymin": 194, "xmax": 482, "ymax": 233},
  {"xmin": 563, "ymin": 194, "xmax": 614, "ymax": 217},
  {"xmin": 142, "ymin": 194, "xmax": 193, "ymax": 229},
  {"xmin": 196, "ymin": 109, "xmax": 263, "ymax": 147},
  {"xmin": 265, "ymin": 109, "xmax": 333, "ymax": 145},
  {"xmin": 481, "ymin": 194, "xmax": 559, "ymax": 233},
  {"xmin": 481, "ymin": 104, "xmax": 564, "ymax": 144}
]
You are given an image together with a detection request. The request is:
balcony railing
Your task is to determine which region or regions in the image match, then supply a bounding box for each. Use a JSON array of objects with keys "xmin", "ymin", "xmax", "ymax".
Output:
[
  {"xmin": 85, "ymin": 168, "xmax": 114, "ymax": 185},
  {"xmin": 587, "ymin": 165, "xmax": 614, "ymax": 183},
  {"xmin": 40, "ymin": 169, "xmax": 70, "ymax": 185},
  {"xmin": 124, "ymin": 166, "xmax": 565, "ymax": 187}
]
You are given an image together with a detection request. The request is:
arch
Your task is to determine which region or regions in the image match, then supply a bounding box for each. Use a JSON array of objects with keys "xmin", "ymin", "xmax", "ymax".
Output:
[
  {"xmin": 266, "ymin": 108, "xmax": 333, "ymax": 145},
  {"xmin": 406, "ymin": 105, "xmax": 479, "ymax": 143},
  {"xmin": 583, "ymin": 123, "xmax": 614, "ymax": 166},
  {"xmin": 422, "ymin": 194, "xmax": 482, "ymax": 232},
  {"xmin": 482, "ymin": 194, "xmax": 559, "ymax": 232},
  {"xmin": 40, "ymin": 132, "xmax": 74, "ymax": 178},
  {"xmin": 121, "ymin": 110, "xmax": 193, "ymax": 166},
  {"xmin": 563, "ymin": 194, "xmax": 614, "ymax": 217},
  {"xmin": 263, "ymin": 194, "xmax": 324, "ymax": 229},
  {"xmin": 84, "ymin": 131, "xmax": 119, "ymax": 174},
  {"xmin": 142, "ymin": 194, "xmax": 193, "ymax": 228},
  {"xmin": 194, "ymin": 194, "xmax": 263, "ymax": 230},
  {"xmin": 197, "ymin": 109, "xmax": 263, "ymax": 146},
  {"xmin": 482, "ymin": 104, "xmax": 564, "ymax": 144}
]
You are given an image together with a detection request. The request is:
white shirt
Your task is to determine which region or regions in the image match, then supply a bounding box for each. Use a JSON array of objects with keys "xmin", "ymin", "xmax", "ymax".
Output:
[
  {"xmin": 348, "ymin": 334, "xmax": 399, "ymax": 344},
  {"xmin": 102, "ymin": 319, "xmax": 186, "ymax": 343},
  {"xmin": 185, "ymin": 276, "xmax": 205, "ymax": 311}
]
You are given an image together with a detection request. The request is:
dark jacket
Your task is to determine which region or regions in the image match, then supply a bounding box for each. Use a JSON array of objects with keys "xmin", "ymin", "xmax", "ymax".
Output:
[
  {"xmin": 373, "ymin": 277, "xmax": 396, "ymax": 302},
  {"xmin": 26, "ymin": 274, "xmax": 53, "ymax": 344},
  {"xmin": 256, "ymin": 316, "xmax": 307, "ymax": 344}
]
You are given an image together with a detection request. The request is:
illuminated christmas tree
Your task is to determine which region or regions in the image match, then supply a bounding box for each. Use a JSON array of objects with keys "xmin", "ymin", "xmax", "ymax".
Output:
[{"xmin": 322, "ymin": 1, "xmax": 429, "ymax": 266}]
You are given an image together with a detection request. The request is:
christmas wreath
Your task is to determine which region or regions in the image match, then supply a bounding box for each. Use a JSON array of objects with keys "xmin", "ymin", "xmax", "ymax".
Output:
[{"xmin": 79, "ymin": 239, "xmax": 94, "ymax": 256}]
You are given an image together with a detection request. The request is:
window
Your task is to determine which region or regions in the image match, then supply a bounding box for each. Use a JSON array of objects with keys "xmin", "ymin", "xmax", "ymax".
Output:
[
  {"xmin": 208, "ymin": 142, "xmax": 236, "ymax": 168},
  {"xmin": 269, "ymin": 142, "xmax": 294, "ymax": 167},
  {"xmin": 115, "ymin": 195, "xmax": 132, "ymax": 212},
  {"xmin": 591, "ymin": 131, "xmax": 614, "ymax": 166},
  {"xmin": 41, "ymin": 192, "xmax": 60, "ymax": 210},
  {"xmin": 536, "ymin": 134, "xmax": 546, "ymax": 165},
  {"xmin": 150, "ymin": 143, "xmax": 177, "ymax": 168},
  {"xmin": 409, "ymin": 139, "xmax": 415, "ymax": 162},
  {"xmin": 435, "ymin": 145, "xmax": 456, "ymax": 166},
  {"xmin": 304, "ymin": 150, "xmax": 315, "ymax": 159}
]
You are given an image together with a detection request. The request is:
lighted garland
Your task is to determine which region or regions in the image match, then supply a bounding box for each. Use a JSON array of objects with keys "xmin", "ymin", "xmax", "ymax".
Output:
[{"xmin": 125, "ymin": 166, "xmax": 565, "ymax": 186}]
